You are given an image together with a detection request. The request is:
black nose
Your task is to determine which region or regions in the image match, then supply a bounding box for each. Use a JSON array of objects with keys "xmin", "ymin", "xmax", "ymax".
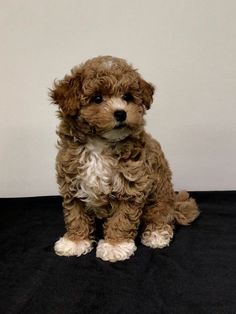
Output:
[{"xmin": 114, "ymin": 110, "xmax": 127, "ymax": 122}]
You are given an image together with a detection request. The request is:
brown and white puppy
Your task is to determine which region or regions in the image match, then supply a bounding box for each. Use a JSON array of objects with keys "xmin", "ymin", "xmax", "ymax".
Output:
[{"xmin": 50, "ymin": 56, "xmax": 199, "ymax": 262}]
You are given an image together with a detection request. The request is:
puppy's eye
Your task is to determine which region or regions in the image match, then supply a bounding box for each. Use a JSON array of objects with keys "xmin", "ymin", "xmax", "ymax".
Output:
[
  {"xmin": 91, "ymin": 95, "xmax": 103, "ymax": 104},
  {"xmin": 122, "ymin": 93, "xmax": 134, "ymax": 102}
]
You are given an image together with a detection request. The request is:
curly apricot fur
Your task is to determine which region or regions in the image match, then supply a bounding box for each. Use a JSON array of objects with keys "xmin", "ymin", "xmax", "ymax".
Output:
[{"xmin": 50, "ymin": 56, "xmax": 199, "ymax": 261}]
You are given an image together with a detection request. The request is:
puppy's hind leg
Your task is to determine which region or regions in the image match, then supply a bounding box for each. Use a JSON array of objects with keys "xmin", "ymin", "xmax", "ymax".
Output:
[
  {"xmin": 141, "ymin": 201, "xmax": 175, "ymax": 249},
  {"xmin": 54, "ymin": 199, "xmax": 95, "ymax": 257}
]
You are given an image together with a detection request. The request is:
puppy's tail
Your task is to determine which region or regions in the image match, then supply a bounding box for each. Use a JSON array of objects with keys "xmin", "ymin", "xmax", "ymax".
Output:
[{"xmin": 174, "ymin": 191, "xmax": 200, "ymax": 225}]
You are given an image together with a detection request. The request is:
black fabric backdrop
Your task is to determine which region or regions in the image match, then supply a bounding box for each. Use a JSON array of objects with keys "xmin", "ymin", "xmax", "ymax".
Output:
[{"xmin": 0, "ymin": 192, "xmax": 236, "ymax": 314}]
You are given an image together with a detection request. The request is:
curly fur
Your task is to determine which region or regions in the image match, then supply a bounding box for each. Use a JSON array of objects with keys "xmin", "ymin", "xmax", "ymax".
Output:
[{"xmin": 50, "ymin": 56, "xmax": 199, "ymax": 262}]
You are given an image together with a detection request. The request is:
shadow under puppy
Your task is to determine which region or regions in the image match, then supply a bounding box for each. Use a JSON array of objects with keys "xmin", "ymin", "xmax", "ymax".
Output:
[{"xmin": 50, "ymin": 56, "xmax": 199, "ymax": 262}]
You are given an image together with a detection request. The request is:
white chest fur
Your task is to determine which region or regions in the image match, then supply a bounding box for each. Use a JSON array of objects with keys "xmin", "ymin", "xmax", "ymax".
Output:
[{"xmin": 75, "ymin": 139, "xmax": 120, "ymax": 206}]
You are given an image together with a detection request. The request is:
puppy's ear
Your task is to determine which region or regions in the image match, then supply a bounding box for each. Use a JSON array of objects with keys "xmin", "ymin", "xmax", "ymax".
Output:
[
  {"xmin": 139, "ymin": 78, "xmax": 155, "ymax": 110},
  {"xmin": 50, "ymin": 73, "xmax": 80, "ymax": 116}
]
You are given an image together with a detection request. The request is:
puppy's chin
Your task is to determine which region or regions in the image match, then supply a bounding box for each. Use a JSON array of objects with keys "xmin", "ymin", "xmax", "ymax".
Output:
[{"xmin": 100, "ymin": 127, "xmax": 131, "ymax": 142}]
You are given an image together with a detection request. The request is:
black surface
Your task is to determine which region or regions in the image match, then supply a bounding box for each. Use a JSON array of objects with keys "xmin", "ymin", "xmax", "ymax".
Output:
[{"xmin": 0, "ymin": 192, "xmax": 236, "ymax": 314}]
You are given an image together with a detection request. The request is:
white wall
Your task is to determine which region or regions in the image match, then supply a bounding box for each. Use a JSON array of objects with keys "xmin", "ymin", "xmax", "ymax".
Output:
[{"xmin": 1, "ymin": 0, "xmax": 236, "ymax": 197}]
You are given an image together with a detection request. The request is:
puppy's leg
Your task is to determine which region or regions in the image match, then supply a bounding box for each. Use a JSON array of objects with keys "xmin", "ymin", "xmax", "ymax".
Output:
[
  {"xmin": 141, "ymin": 199, "xmax": 175, "ymax": 249},
  {"xmin": 54, "ymin": 199, "xmax": 95, "ymax": 257},
  {"xmin": 96, "ymin": 202, "xmax": 142, "ymax": 262}
]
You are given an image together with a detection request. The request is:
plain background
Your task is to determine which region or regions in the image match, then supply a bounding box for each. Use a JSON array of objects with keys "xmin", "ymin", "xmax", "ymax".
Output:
[{"xmin": 1, "ymin": 0, "xmax": 235, "ymax": 197}]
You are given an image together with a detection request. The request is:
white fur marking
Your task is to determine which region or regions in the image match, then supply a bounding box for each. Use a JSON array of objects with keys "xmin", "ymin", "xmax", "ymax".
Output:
[
  {"xmin": 54, "ymin": 237, "xmax": 93, "ymax": 256},
  {"xmin": 75, "ymin": 139, "xmax": 116, "ymax": 205},
  {"xmin": 96, "ymin": 240, "xmax": 137, "ymax": 262},
  {"xmin": 141, "ymin": 230, "xmax": 172, "ymax": 249}
]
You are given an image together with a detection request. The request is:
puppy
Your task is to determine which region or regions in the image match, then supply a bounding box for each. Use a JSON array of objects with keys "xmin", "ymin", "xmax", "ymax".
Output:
[{"xmin": 50, "ymin": 56, "xmax": 199, "ymax": 262}]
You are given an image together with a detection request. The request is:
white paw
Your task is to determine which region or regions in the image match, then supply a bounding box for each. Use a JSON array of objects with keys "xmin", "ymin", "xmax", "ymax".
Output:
[
  {"xmin": 96, "ymin": 240, "xmax": 136, "ymax": 262},
  {"xmin": 141, "ymin": 230, "xmax": 173, "ymax": 249},
  {"xmin": 54, "ymin": 237, "xmax": 93, "ymax": 257}
]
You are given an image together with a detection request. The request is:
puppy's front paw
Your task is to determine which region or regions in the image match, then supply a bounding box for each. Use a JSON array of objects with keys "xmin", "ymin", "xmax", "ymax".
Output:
[
  {"xmin": 54, "ymin": 237, "xmax": 93, "ymax": 257},
  {"xmin": 96, "ymin": 240, "xmax": 136, "ymax": 262},
  {"xmin": 141, "ymin": 230, "xmax": 173, "ymax": 249}
]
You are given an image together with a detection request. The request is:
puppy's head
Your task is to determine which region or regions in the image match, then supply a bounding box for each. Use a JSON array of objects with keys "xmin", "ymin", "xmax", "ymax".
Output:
[{"xmin": 50, "ymin": 56, "xmax": 155, "ymax": 141}]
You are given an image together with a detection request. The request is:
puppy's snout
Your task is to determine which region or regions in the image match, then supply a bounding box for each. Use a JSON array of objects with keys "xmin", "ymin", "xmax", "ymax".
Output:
[{"xmin": 114, "ymin": 110, "xmax": 127, "ymax": 122}]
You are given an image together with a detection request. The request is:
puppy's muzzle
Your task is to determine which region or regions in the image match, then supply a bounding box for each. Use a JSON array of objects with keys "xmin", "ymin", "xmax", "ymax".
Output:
[{"xmin": 114, "ymin": 110, "xmax": 127, "ymax": 122}]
